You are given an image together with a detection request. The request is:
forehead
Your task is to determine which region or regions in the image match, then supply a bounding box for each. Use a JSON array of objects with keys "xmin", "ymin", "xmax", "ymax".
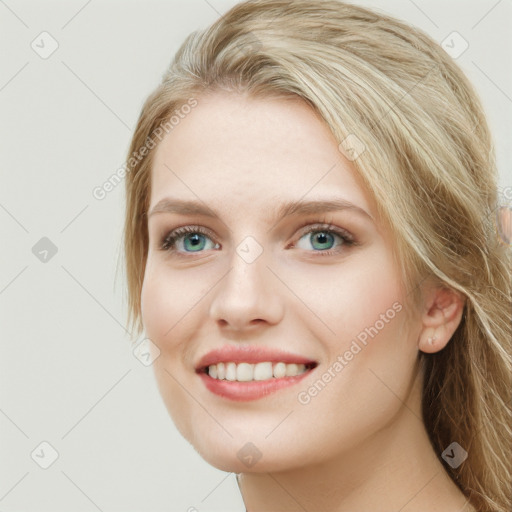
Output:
[{"xmin": 149, "ymin": 91, "xmax": 374, "ymax": 220}]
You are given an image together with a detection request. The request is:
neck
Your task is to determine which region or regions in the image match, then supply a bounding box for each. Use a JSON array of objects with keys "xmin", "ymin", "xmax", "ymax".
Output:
[{"xmin": 236, "ymin": 371, "xmax": 471, "ymax": 512}]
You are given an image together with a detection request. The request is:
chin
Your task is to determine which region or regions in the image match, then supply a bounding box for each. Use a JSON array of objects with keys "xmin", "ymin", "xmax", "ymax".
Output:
[
  {"xmin": 191, "ymin": 435, "xmax": 304, "ymax": 474},
  {"xmin": 200, "ymin": 453, "xmax": 294, "ymax": 474}
]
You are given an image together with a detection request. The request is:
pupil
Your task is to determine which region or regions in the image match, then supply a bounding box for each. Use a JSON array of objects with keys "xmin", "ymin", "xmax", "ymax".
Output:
[
  {"xmin": 314, "ymin": 232, "xmax": 333, "ymax": 249},
  {"xmin": 186, "ymin": 234, "xmax": 203, "ymax": 250}
]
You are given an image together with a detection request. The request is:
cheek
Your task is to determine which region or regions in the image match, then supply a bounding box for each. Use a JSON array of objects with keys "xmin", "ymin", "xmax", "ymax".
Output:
[
  {"xmin": 140, "ymin": 256, "xmax": 206, "ymax": 341},
  {"xmin": 315, "ymin": 243, "xmax": 406, "ymax": 341},
  {"xmin": 140, "ymin": 259, "xmax": 203, "ymax": 440},
  {"xmin": 140, "ymin": 269, "xmax": 171, "ymax": 341},
  {"xmin": 321, "ymin": 244, "xmax": 417, "ymax": 399}
]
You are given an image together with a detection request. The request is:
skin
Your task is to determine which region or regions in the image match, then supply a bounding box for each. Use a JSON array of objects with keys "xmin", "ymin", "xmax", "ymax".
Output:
[
  {"xmin": 497, "ymin": 206, "xmax": 512, "ymax": 244},
  {"xmin": 141, "ymin": 91, "xmax": 472, "ymax": 511}
]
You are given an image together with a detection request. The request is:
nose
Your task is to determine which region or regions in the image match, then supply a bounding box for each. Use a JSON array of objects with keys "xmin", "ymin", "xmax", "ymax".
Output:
[{"xmin": 208, "ymin": 246, "xmax": 284, "ymax": 333}]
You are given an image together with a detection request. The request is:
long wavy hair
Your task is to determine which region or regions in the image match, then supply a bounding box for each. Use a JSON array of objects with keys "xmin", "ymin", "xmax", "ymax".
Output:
[{"xmin": 122, "ymin": 1, "xmax": 512, "ymax": 509}]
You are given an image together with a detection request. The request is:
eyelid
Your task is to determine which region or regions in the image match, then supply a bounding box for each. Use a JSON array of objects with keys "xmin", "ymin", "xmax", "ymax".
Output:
[
  {"xmin": 293, "ymin": 220, "xmax": 354, "ymax": 243},
  {"xmin": 159, "ymin": 225, "xmax": 216, "ymax": 252},
  {"xmin": 158, "ymin": 219, "xmax": 356, "ymax": 255}
]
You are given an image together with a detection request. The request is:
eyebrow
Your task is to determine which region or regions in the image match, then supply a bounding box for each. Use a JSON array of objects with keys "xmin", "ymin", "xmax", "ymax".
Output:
[{"xmin": 147, "ymin": 197, "xmax": 373, "ymax": 223}]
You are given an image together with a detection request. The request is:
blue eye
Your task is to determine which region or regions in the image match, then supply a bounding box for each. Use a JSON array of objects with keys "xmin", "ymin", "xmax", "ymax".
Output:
[
  {"xmin": 159, "ymin": 223, "xmax": 355, "ymax": 257},
  {"xmin": 160, "ymin": 226, "xmax": 219, "ymax": 254},
  {"xmin": 294, "ymin": 224, "xmax": 354, "ymax": 256}
]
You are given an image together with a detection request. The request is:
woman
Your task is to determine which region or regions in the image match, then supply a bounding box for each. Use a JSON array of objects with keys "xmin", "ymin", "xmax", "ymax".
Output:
[{"xmin": 123, "ymin": 1, "xmax": 511, "ymax": 510}]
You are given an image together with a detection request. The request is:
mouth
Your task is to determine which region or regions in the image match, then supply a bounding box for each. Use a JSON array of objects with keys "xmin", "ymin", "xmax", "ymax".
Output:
[
  {"xmin": 197, "ymin": 361, "xmax": 318, "ymax": 381},
  {"xmin": 194, "ymin": 347, "xmax": 318, "ymax": 401}
]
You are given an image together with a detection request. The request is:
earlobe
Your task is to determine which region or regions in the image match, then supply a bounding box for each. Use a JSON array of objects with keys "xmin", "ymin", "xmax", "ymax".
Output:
[
  {"xmin": 419, "ymin": 324, "xmax": 449, "ymax": 353},
  {"xmin": 418, "ymin": 285, "xmax": 465, "ymax": 354}
]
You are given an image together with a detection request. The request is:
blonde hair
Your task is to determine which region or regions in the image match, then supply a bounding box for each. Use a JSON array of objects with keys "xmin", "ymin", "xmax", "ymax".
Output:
[{"xmin": 123, "ymin": 1, "xmax": 512, "ymax": 509}]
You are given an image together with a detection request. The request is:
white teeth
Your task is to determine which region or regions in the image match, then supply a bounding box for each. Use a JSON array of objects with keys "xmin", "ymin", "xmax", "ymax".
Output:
[
  {"xmin": 206, "ymin": 362, "xmax": 309, "ymax": 381},
  {"xmin": 225, "ymin": 362, "xmax": 237, "ymax": 381},
  {"xmin": 254, "ymin": 362, "xmax": 273, "ymax": 380},
  {"xmin": 286, "ymin": 364, "xmax": 305, "ymax": 377},
  {"xmin": 285, "ymin": 363, "xmax": 298, "ymax": 377},
  {"xmin": 273, "ymin": 362, "xmax": 286, "ymax": 378},
  {"xmin": 236, "ymin": 362, "xmax": 253, "ymax": 382}
]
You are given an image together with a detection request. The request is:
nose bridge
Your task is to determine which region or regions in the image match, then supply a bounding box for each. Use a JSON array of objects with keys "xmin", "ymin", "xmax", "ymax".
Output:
[
  {"xmin": 231, "ymin": 237, "xmax": 266, "ymax": 293},
  {"xmin": 209, "ymin": 234, "xmax": 283, "ymax": 329},
  {"xmin": 222, "ymin": 235, "xmax": 270, "ymax": 305}
]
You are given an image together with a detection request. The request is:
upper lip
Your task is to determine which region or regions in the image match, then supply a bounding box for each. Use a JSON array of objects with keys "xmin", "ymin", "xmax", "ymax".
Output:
[{"xmin": 195, "ymin": 345, "xmax": 317, "ymax": 371}]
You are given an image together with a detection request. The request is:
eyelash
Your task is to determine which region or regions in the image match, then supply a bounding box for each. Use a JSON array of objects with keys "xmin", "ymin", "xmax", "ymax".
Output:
[{"xmin": 159, "ymin": 222, "xmax": 356, "ymax": 258}]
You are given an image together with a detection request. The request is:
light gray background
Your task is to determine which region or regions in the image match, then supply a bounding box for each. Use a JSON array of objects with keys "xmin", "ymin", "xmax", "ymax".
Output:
[{"xmin": 1, "ymin": 0, "xmax": 510, "ymax": 511}]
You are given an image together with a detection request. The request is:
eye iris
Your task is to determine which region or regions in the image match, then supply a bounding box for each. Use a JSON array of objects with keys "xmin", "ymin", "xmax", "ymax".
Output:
[
  {"xmin": 311, "ymin": 232, "xmax": 334, "ymax": 250},
  {"xmin": 184, "ymin": 233, "xmax": 206, "ymax": 251}
]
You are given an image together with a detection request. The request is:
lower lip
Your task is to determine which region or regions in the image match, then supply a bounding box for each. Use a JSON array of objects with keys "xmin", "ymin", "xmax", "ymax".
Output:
[{"xmin": 197, "ymin": 369, "xmax": 313, "ymax": 401}]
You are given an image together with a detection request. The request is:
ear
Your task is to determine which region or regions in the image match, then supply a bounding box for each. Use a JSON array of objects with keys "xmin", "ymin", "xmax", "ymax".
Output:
[{"xmin": 418, "ymin": 281, "xmax": 466, "ymax": 354}]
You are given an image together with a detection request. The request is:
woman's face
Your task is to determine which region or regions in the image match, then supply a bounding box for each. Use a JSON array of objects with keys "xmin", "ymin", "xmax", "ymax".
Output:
[{"xmin": 141, "ymin": 91, "xmax": 423, "ymax": 472}]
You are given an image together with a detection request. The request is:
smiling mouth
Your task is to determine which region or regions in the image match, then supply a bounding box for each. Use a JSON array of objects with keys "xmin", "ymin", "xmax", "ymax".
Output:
[
  {"xmin": 197, "ymin": 361, "xmax": 318, "ymax": 382},
  {"xmin": 196, "ymin": 361, "xmax": 318, "ymax": 401},
  {"xmin": 194, "ymin": 346, "xmax": 319, "ymax": 401}
]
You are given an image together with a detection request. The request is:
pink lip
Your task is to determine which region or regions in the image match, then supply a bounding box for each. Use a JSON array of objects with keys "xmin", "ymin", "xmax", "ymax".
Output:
[
  {"xmin": 194, "ymin": 345, "xmax": 318, "ymax": 402},
  {"xmin": 195, "ymin": 345, "xmax": 316, "ymax": 370},
  {"xmin": 198, "ymin": 370, "xmax": 313, "ymax": 401}
]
